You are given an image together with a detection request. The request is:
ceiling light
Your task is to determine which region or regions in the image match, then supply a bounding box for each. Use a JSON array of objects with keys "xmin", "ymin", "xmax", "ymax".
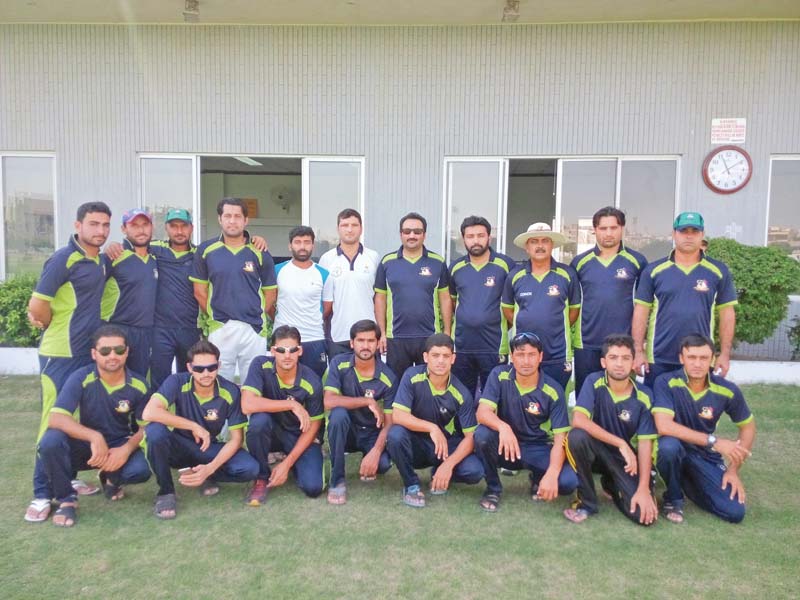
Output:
[{"xmin": 234, "ymin": 156, "xmax": 263, "ymax": 167}]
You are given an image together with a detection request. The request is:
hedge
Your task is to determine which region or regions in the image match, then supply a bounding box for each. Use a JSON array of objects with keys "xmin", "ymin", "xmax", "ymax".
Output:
[{"xmin": 0, "ymin": 274, "xmax": 41, "ymax": 347}]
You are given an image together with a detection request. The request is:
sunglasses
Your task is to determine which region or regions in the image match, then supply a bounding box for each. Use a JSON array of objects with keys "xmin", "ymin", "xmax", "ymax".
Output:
[
  {"xmin": 511, "ymin": 332, "xmax": 542, "ymax": 347},
  {"xmin": 401, "ymin": 228, "xmax": 424, "ymax": 235},
  {"xmin": 273, "ymin": 345, "xmax": 301, "ymax": 354},
  {"xmin": 96, "ymin": 345, "xmax": 127, "ymax": 356},
  {"xmin": 191, "ymin": 363, "xmax": 219, "ymax": 373}
]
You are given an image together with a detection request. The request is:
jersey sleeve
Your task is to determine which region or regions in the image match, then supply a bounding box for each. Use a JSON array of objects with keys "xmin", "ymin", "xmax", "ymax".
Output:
[
  {"xmin": 456, "ymin": 392, "xmax": 478, "ymax": 433},
  {"xmin": 322, "ymin": 267, "xmax": 335, "ymax": 302},
  {"xmin": 436, "ymin": 260, "xmax": 449, "ymax": 291},
  {"xmin": 478, "ymin": 367, "xmax": 502, "ymax": 411},
  {"xmin": 573, "ymin": 378, "xmax": 596, "ymax": 419},
  {"xmin": 381, "ymin": 374, "xmax": 397, "ymax": 413},
  {"xmin": 651, "ymin": 374, "xmax": 675, "ymax": 416},
  {"xmin": 567, "ymin": 266, "xmax": 582, "ymax": 307},
  {"xmin": 306, "ymin": 379, "xmax": 325, "ymax": 422},
  {"xmin": 636, "ymin": 402, "xmax": 658, "ymax": 440},
  {"xmin": 323, "ymin": 360, "xmax": 343, "ymax": 394},
  {"xmin": 152, "ymin": 375, "xmax": 178, "ymax": 408},
  {"xmin": 501, "ymin": 270, "xmax": 516, "ymax": 307},
  {"xmin": 448, "ymin": 263, "xmax": 458, "ymax": 298},
  {"xmin": 715, "ymin": 264, "xmax": 738, "ymax": 308},
  {"xmin": 132, "ymin": 385, "xmax": 151, "ymax": 425},
  {"xmin": 391, "ymin": 370, "xmax": 415, "ymax": 413},
  {"xmin": 241, "ymin": 358, "xmax": 266, "ymax": 396},
  {"xmin": 227, "ymin": 386, "xmax": 248, "ymax": 430},
  {"xmin": 33, "ymin": 252, "xmax": 69, "ymax": 301},
  {"xmin": 51, "ymin": 370, "xmax": 83, "ymax": 416},
  {"xmin": 634, "ymin": 266, "xmax": 655, "ymax": 305},
  {"xmin": 725, "ymin": 383, "xmax": 753, "ymax": 426},
  {"xmin": 549, "ymin": 387, "xmax": 570, "ymax": 434},
  {"xmin": 259, "ymin": 250, "xmax": 277, "ymax": 289},
  {"xmin": 374, "ymin": 261, "xmax": 387, "ymax": 294},
  {"xmin": 189, "ymin": 245, "xmax": 209, "ymax": 284}
]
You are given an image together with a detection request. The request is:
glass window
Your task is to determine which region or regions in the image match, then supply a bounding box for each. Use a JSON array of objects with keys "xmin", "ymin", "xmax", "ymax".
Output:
[
  {"xmin": 141, "ymin": 157, "xmax": 195, "ymax": 241},
  {"xmin": 506, "ymin": 159, "xmax": 557, "ymax": 262},
  {"xmin": 2, "ymin": 156, "xmax": 55, "ymax": 277},
  {"xmin": 306, "ymin": 160, "xmax": 362, "ymax": 259},
  {"xmin": 446, "ymin": 161, "xmax": 503, "ymax": 262},
  {"xmin": 619, "ymin": 160, "xmax": 677, "ymax": 261},
  {"xmin": 768, "ymin": 158, "xmax": 800, "ymax": 260}
]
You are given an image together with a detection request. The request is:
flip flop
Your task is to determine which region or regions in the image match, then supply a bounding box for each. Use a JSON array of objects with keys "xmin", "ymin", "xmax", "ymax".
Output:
[
  {"xmin": 327, "ymin": 484, "xmax": 347, "ymax": 505},
  {"xmin": 200, "ymin": 480, "xmax": 220, "ymax": 497},
  {"xmin": 662, "ymin": 503, "xmax": 684, "ymax": 524},
  {"xmin": 563, "ymin": 507, "xmax": 591, "ymax": 523},
  {"xmin": 53, "ymin": 502, "xmax": 78, "ymax": 527},
  {"xmin": 403, "ymin": 485, "xmax": 426, "ymax": 508},
  {"xmin": 99, "ymin": 473, "xmax": 125, "ymax": 501},
  {"xmin": 154, "ymin": 493, "xmax": 177, "ymax": 520},
  {"xmin": 24, "ymin": 498, "xmax": 52, "ymax": 523},
  {"xmin": 479, "ymin": 493, "xmax": 501, "ymax": 513}
]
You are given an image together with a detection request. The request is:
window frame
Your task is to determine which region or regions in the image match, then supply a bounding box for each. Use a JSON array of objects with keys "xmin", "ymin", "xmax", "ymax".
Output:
[{"xmin": 765, "ymin": 154, "xmax": 800, "ymax": 246}]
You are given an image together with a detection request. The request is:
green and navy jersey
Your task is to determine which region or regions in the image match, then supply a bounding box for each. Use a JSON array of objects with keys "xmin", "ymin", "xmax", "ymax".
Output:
[
  {"xmin": 570, "ymin": 245, "xmax": 648, "ymax": 350},
  {"xmin": 449, "ymin": 249, "xmax": 517, "ymax": 355},
  {"xmin": 190, "ymin": 237, "xmax": 277, "ymax": 334},
  {"xmin": 652, "ymin": 369, "xmax": 753, "ymax": 460},
  {"xmin": 101, "ymin": 239, "xmax": 159, "ymax": 328},
  {"xmin": 150, "ymin": 240, "xmax": 200, "ymax": 330},
  {"xmin": 392, "ymin": 365, "xmax": 477, "ymax": 439},
  {"xmin": 151, "ymin": 372, "xmax": 246, "ymax": 441},
  {"xmin": 634, "ymin": 251, "xmax": 738, "ymax": 364},
  {"xmin": 32, "ymin": 235, "xmax": 108, "ymax": 359},
  {"xmin": 479, "ymin": 365, "xmax": 570, "ymax": 444},
  {"xmin": 501, "ymin": 259, "xmax": 581, "ymax": 362},
  {"xmin": 50, "ymin": 365, "xmax": 149, "ymax": 445},
  {"xmin": 574, "ymin": 371, "xmax": 657, "ymax": 447},
  {"xmin": 242, "ymin": 356, "xmax": 324, "ymax": 434},
  {"xmin": 374, "ymin": 246, "xmax": 449, "ymax": 339},
  {"xmin": 323, "ymin": 353, "xmax": 398, "ymax": 429}
]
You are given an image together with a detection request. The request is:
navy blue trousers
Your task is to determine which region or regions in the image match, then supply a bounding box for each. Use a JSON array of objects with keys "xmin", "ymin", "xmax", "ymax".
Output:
[
  {"xmin": 386, "ymin": 337, "xmax": 427, "ymax": 382},
  {"xmin": 573, "ymin": 348, "xmax": 603, "ymax": 398},
  {"xmin": 327, "ymin": 407, "xmax": 391, "ymax": 488},
  {"xmin": 150, "ymin": 326, "xmax": 201, "ymax": 389},
  {"xmin": 452, "ymin": 352, "xmax": 507, "ymax": 405},
  {"xmin": 112, "ymin": 323, "xmax": 153, "ymax": 380},
  {"xmin": 299, "ymin": 339, "xmax": 329, "ymax": 379},
  {"xmin": 540, "ymin": 360, "xmax": 572, "ymax": 391},
  {"xmin": 644, "ymin": 361, "xmax": 682, "ymax": 389}
]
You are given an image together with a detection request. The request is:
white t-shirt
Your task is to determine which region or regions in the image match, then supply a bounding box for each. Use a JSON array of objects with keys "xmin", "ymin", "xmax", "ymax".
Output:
[
  {"xmin": 318, "ymin": 244, "xmax": 380, "ymax": 343},
  {"xmin": 274, "ymin": 260, "xmax": 331, "ymax": 343}
]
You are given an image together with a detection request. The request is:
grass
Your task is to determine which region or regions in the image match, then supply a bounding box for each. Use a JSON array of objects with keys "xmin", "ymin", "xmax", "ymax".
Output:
[{"xmin": 1, "ymin": 376, "xmax": 799, "ymax": 599}]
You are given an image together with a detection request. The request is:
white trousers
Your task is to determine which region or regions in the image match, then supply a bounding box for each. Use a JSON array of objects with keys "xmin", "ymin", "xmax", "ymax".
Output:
[{"xmin": 208, "ymin": 319, "xmax": 266, "ymax": 382}]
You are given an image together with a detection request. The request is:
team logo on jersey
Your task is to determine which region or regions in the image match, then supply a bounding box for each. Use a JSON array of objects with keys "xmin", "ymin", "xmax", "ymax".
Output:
[
  {"xmin": 547, "ymin": 285, "xmax": 560, "ymax": 296},
  {"xmin": 484, "ymin": 276, "xmax": 496, "ymax": 287},
  {"xmin": 243, "ymin": 261, "xmax": 255, "ymax": 272},
  {"xmin": 694, "ymin": 279, "xmax": 710, "ymax": 292},
  {"xmin": 618, "ymin": 409, "xmax": 631, "ymax": 422},
  {"xmin": 114, "ymin": 399, "xmax": 131, "ymax": 413},
  {"xmin": 205, "ymin": 408, "xmax": 219, "ymax": 421},
  {"xmin": 332, "ymin": 266, "xmax": 343, "ymax": 277},
  {"xmin": 699, "ymin": 406, "xmax": 714, "ymax": 420},
  {"xmin": 615, "ymin": 268, "xmax": 629, "ymax": 279},
  {"xmin": 439, "ymin": 405, "xmax": 449, "ymax": 414},
  {"xmin": 419, "ymin": 266, "xmax": 432, "ymax": 277},
  {"xmin": 526, "ymin": 401, "xmax": 541, "ymax": 416},
  {"xmin": 364, "ymin": 389, "xmax": 375, "ymax": 399}
]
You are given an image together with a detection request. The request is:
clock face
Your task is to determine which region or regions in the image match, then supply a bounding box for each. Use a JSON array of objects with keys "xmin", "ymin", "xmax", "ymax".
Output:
[{"xmin": 702, "ymin": 145, "xmax": 752, "ymax": 194}]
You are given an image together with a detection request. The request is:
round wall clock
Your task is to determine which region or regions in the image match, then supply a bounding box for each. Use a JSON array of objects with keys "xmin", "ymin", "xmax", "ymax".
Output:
[{"xmin": 702, "ymin": 145, "xmax": 753, "ymax": 194}]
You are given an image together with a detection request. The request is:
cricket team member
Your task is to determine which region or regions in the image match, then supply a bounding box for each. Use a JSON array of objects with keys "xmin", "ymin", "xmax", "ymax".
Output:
[
  {"xmin": 502, "ymin": 223, "xmax": 581, "ymax": 389},
  {"xmin": 564, "ymin": 334, "xmax": 658, "ymax": 525},
  {"xmin": 319, "ymin": 208, "xmax": 380, "ymax": 359},
  {"xmin": 653, "ymin": 334, "xmax": 756, "ymax": 524},
  {"xmin": 374, "ymin": 213, "xmax": 452, "ymax": 378},
  {"xmin": 37, "ymin": 325, "xmax": 151, "ymax": 527},
  {"xmin": 272, "ymin": 226, "xmax": 331, "ymax": 378},
  {"xmin": 143, "ymin": 340, "xmax": 259, "ymax": 519},
  {"xmin": 474, "ymin": 332, "xmax": 577, "ymax": 512},
  {"xmin": 101, "ymin": 208, "xmax": 159, "ymax": 377},
  {"xmin": 449, "ymin": 216, "xmax": 516, "ymax": 397},
  {"xmin": 570, "ymin": 207, "xmax": 647, "ymax": 395},
  {"xmin": 25, "ymin": 201, "xmax": 112, "ymax": 522},
  {"xmin": 633, "ymin": 212, "xmax": 737, "ymax": 388},
  {"xmin": 191, "ymin": 198, "xmax": 277, "ymax": 381},
  {"xmin": 386, "ymin": 334, "xmax": 483, "ymax": 508},
  {"xmin": 324, "ymin": 320, "xmax": 397, "ymax": 505},
  {"xmin": 242, "ymin": 326, "xmax": 325, "ymax": 505}
]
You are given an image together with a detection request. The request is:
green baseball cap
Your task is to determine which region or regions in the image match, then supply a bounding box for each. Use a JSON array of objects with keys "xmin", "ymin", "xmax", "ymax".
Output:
[
  {"xmin": 166, "ymin": 208, "xmax": 192, "ymax": 224},
  {"xmin": 673, "ymin": 211, "xmax": 704, "ymax": 231}
]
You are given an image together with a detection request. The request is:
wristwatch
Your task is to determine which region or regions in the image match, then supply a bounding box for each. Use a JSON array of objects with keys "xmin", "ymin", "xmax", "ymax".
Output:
[{"xmin": 705, "ymin": 434, "xmax": 717, "ymax": 450}]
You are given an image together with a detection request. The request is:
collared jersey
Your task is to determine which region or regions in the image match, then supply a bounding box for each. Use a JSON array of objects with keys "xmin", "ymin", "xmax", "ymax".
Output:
[
  {"xmin": 571, "ymin": 245, "xmax": 648, "ymax": 350},
  {"xmin": 149, "ymin": 240, "xmax": 200, "ymax": 329},
  {"xmin": 152, "ymin": 372, "xmax": 246, "ymax": 440},
  {"xmin": 634, "ymin": 251, "xmax": 737, "ymax": 364},
  {"xmin": 501, "ymin": 259, "xmax": 581, "ymax": 361},
  {"xmin": 190, "ymin": 237, "xmax": 277, "ymax": 334},
  {"xmin": 574, "ymin": 371, "xmax": 657, "ymax": 447},
  {"xmin": 652, "ymin": 369, "xmax": 753, "ymax": 460},
  {"xmin": 242, "ymin": 356, "xmax": 324, "ymax": 434},
  {"xmin": 50, "ymin": 365, "xmax": 149, "ymax": 445},
  {"xmin": 449, "ymin": 249, "xmax": 517, "ymax": 354},
  {"xmin": 32, "ymin": 235, "xmax": 108, "ymax": 358},
  {"xmin": 101, "ymin": 239, "xmax": 158, "ymax": 328},
  {"xmin": 374, "ymin": 246, "xmax": 449, "ymax": 339},
  {"xmin": 274, "ymin": 260, "xmax": 330, "ymax": 343},
  {"xmin": 479, "ymin": 365, "xmax": 570, "ymax": 444},
  {"xmin": 319, "ymin": 244, "xmax": 380, "ymax": 343},
  {"xmin": 392, "ymin": 365, "xmax": 476, "ymax": 439},
  {"xmin": 324, "ymin": 352, "xmax": 397, "ymax": 429}
]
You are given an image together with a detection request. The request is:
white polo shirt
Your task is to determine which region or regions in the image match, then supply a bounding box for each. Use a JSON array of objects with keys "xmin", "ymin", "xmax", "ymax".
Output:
[
  {"xmin": 274, "ymin": 260, "xmax": 330, "ymax": 343},
  {"xmin": 319, "ymin": 244, "xmax": 380, "ymax": 343}
]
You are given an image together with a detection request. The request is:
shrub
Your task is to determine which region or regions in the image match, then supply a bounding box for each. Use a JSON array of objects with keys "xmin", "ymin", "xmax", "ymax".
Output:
[
  {"xmin": 706, "ymin": 238, "xmax": 800, "ymax": 345},
  {"xmin": 0, "ymin": 274, "xmax": 41, "ymax": 347}
]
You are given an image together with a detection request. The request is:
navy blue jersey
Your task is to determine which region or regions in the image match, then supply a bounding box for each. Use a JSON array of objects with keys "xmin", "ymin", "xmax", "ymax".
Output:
[
  {"xmin": 449, "ymin": 249, "xmax": 516, "ymax": 354},
  {"xmin": 374, "ymin": 246, "xmax": 449, "ymax": 339},
  {"xmin": 571, "ymin": 245, "xmax": 648, "ymax": 350},
  {"xmin": 190, "ymin": 237, "xmax": 277, "ymax": 334},
  {"xmin": 479, "ymin": 365, "xmax": 570, "ymax": 444},
  {"xmin": 33, "ymin": 235, "xmax": 108, "ymax": 358},
  {"xmin": 150, "ymin": 240, "xmax": 200, "ymax": 329},
  {"xmin": 501, "ymin": 259, "xmax": 581, "ymax": 362},
  {"xmin": 101, "ymin": 239, "xmax": 158, "ymax": 328},
  {"xmin": 324, "ymin": 353, "xmax": 397, "ymax": 429},
  {"xmin": 51, "ymin": 365, "xmax": 149, "ymax": 445},
  {"xmin": 634, "ymin": 252, "xmax": 738, "ymax": 364},
  {"xmin": 242, "ymin": 356, "xmax": 324, "ymax": 434},
  {"xmin": 152, "ymin": 372, "xmax": 246, "ymax": 440},
  {"xmin": 392, "ymin": 365, "xmax": 476, "ymax": 438},
  {"xmin": 652, "ymin": 369, "xmax": 753, "ymax": 460},
  {"xmin": 574, "ymin": 371, "xmax": 657, "ymax": 447}
]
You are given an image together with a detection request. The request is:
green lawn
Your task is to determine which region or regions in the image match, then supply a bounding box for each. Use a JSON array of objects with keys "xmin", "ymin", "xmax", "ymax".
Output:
[{"xmin": 1, "ymin": 376, "xmax": 798, "ymax": 599}]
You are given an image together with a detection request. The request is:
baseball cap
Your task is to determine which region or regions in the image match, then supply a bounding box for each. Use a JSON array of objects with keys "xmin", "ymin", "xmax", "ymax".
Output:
[
  {"xmin": 166, "ymin": 208, "xmax": 192, "ymax": 224},
  {"xmin": 673, "ymin": 212, "xmax": 705, "ymax": 231},
  {"xmin": 121, "ymin": 208, "xmax": 153, "ymax": 225}
]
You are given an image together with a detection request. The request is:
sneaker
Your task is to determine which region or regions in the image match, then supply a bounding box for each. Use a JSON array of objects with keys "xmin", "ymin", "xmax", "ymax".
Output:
[
  {"xmin": 246, "ymin": 479, "xmax": 269, "ymax": 506},
  {"xmin": 403, "ymin": 484, "xmax": 426, "ymax": 508},
  {"xmin": 72, "ymin": 479, "xmax": 100, "ymax": 496}
]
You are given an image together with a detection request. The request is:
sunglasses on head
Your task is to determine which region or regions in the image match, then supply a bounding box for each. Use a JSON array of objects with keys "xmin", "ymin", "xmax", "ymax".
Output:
[
  {"xmin": 96, "ymin": 345, "xmax": 127, "ymax": 356},
  {"xmin": 511, "ymin": 332, "xmax": 542, "ymax": 347},
  {"xmin": 273, "ymin": 345, "xmax": 301, "ymax": 354},
  {"xmin": 191, "ymin": 363, "xmax": 219, "ymax": 373},
  {"xmin": 401, "ymin": 228, "xmax": 424, "ymax": 235}
]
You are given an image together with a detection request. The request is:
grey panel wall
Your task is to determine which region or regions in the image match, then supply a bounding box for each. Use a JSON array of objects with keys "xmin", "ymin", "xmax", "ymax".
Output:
[{"xmin": 1, "ymin": 23, "xmax": 798, "ymax": 254}]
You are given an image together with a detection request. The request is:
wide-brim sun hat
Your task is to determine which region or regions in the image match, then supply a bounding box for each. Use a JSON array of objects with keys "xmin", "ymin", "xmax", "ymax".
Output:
[{"xmin": 513, "ymin": 222, "xmax": 567, "ymax": 249}]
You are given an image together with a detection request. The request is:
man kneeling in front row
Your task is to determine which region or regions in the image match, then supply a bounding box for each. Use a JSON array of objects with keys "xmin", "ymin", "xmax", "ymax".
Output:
[{"xmin": 143, "ymin": 340, "xmax": 259, "ymax": 519}]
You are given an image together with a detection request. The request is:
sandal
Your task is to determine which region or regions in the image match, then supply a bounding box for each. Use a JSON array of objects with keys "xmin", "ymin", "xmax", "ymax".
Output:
[
  {"xmin": 72, "ymin": 479, "xmax": 100, "ymax": 496},
  {"xmin": 479, "ymin": 493, "xmax": 501, "ymax": 513},
  {"xmin": 99, "ymin": 472, "xmax": 125, "ymax": 501},
  {"xmin": 24, "ymin": 498, "xmax": 52, "ymax": 523},
  {"xmin": 403, "ymin": 484, "xmax": 426, "ymax": 508},
  {"xmin": 200, "ymin": 480, "xmax": 220, "ymax": 497},
  {"xmin": 327, "ymin": 484, "xmax": 347, "ymax": 505},
  {"xmin": 662, "ymin": 503, "xmax": 684, "ymax": 524},
  {"xmin": 53, "ymin": 502, "xmax": 78, "ymax": 527},
  {"xmin": 563, "ymin": 507, "xmax": 591, "ymax": 523},
  {"xmin": 154, "ymin": 493, "xmax": 177, "ymax": 519}
]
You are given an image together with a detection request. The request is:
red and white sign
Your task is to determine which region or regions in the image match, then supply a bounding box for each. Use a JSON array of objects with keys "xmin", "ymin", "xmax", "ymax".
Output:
[{"xmin": 711, "ymin": 118, "xmax": 746, "ymax": 144}]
